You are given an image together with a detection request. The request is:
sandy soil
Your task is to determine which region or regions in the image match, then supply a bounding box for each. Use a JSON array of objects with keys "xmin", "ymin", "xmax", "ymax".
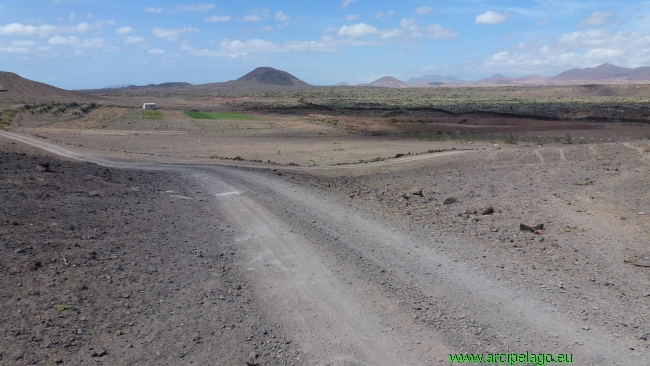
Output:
[{"xmin": 10, "ymin": 106, "xmax": 650, "ymax": 167}]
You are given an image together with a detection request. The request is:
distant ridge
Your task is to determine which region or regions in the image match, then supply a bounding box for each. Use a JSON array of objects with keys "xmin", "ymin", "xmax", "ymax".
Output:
[
  {"xmin": 236, "ymin": 67, "xmax": 308, "ymax": 87},
  {"xmin": 551, "ymin": 63, "xmax": 650, "ymax": 82}
]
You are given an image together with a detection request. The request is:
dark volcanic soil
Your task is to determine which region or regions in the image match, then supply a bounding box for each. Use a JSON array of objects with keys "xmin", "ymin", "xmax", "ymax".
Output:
[{"xmin": 0, "ymin": 142, "xmax": 296, "ymax": 366}]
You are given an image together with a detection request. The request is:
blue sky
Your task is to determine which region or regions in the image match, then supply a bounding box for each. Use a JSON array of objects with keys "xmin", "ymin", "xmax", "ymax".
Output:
[{"xmin": 1, "ymin": 1, "xmax": 649, "ymax": 89}]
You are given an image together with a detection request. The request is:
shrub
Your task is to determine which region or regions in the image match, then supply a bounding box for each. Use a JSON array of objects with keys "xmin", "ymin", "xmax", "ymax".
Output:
[
  {"xmin": 566, "ymin": 133, "xmax": 573, "ymax": 144},
  {"xmin": 504, "ymin": 132, "xmax": 518, "ymax": 144}
]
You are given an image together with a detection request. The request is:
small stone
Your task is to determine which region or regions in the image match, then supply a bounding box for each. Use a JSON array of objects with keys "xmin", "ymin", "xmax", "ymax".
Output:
[
  {"xmin": 482, "ymin": 206, "xmax": 494, "ymax": 215},
  {"xmin": 77, "ymin": 328, "xmax": 83, "ymax": 335},
  {"xmin": 88, "ymin": 190, "xmax": 102, "ymax": 197},
  {"xmin": 638, "ymin": 212, "xmax": 646, "ymax": 215},
  {"xmin": 639, "ymin": 333, "xmax": 649, "ymax": 340},
  {"xmin": 520, "ymin": 224, "xmax": 534, "ymax": 232},
  {"xmin": 410, "ymin": 188, "xmax": 423, "ymax": 196},
  {"xmin": 443, "ymin": 197, "xmax": 457, "ymax": 205},
  {"xmin": 13, "ymin": 248, "xmax": 26, "ymax": 254},
  {"xmin": 115, "ymin": 329, "xmax": 122, "ymax": 336},
  {"xmin": 582, "ymin": 326, "xmax": 590, "ymax": 330},
  {"xmin": 633, "ymin": 255, "xmax": 650, "ymax": 267},
  {"xmin": 534, "ymin": 229, "xmax": 545, "ymax": 235}
]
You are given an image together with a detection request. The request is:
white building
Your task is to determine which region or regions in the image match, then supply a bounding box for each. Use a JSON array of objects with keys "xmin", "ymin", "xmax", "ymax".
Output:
[{"xmin": 143, "ymin": 103, "xmax": 157, "ymax": 110}]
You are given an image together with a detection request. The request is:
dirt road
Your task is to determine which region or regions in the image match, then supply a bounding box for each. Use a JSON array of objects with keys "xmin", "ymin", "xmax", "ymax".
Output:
[{"xmin": 1, "ymin": 130, "xmax": 645, "ymax": 365}]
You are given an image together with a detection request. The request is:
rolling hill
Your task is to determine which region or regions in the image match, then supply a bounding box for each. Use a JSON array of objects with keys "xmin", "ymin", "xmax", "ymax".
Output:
[{"xmin": 0, "ymin": 72, "xmax": 95, "ymax": 105}]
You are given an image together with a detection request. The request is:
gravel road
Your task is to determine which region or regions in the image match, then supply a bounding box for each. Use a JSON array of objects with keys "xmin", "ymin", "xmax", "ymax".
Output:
[{"xmin": 2, "ymin": 130, "xmax": 646, "ymax": 365}]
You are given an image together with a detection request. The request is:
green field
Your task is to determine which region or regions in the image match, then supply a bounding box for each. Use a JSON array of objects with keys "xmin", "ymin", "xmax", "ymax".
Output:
[
  {"xmin": 143, "ymin": 110, "xmax": 163, "ymax": 120},
  {"xmin": 183, "ymin": 110, "xmax": 260, "ymax": 120}
]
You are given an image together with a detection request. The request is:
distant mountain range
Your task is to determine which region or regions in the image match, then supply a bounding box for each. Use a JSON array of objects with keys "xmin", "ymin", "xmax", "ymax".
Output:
[
  {"xmin": 349, "ymin": 63, "xmax": 650, "ymax": 88},
  {"xmin": 3, "ymin": 63, "xmax": 650, "ymax": 104}
]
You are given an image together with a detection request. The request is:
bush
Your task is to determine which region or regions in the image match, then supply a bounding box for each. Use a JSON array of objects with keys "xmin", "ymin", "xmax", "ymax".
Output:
[
  {"xmin": 0, "ymin": 109, "xmax": 18, "ymax": 125},
  {"xmin": 504, "ymin": 132, "xmax": 518, "ymax": 144}
]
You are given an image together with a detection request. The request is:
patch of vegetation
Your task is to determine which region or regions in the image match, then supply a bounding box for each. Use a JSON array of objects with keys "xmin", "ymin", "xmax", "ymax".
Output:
[
  {"xmin": 54, "ymin": 304, "xmax": 71, "ymax": 312},
  {"xmin": 183, "ymin": 110, "xmax": 260, "ymax": 120},
  {"xmin": 504, "ymin": 132, "xmax": 518, "ymax": 144},
  {"xmin": 0, "ymin": 109, "xmax": 17, "ymax": 125},
  {"xmin": 72, "ymin": 102, "xmax": 98, "ymax": 116},
  {"xmin": 143, "ymin": 110, "xmax": 163, "ymax": 120},
  {"xmin": 565, "ymin": 133, "xmax": 573, "ymax": 144},
  {"xmin": 26, "ymin": 101, "xmax": 80, "ymax": 116}
]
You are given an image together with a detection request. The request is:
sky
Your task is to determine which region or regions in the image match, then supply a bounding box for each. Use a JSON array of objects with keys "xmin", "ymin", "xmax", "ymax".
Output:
[{"xmin": 1, "ymin": 1, "xmax": 649, "ymax": 89}]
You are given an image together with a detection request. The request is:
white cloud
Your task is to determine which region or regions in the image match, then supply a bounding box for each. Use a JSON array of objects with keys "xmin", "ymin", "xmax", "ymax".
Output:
[
  {"xmin": 425, "ymin": 24, "xmax": 458, "ymax": 39},
  {"xmin": 241, "ymin": 14, "xmax": 263, "ymax": 22},
  {"xmin": 0, "ymin": 40, "xmax": 40, "ymax": 54},
  {"xmin": 378, "ymin": 29, "xmax": 403, "ymax": 39},
  {"xmin": 87, "ymin": 13, "xmax": 93, "ymax": 19},
  {"xmin": 124, "ymin": 36, "xmax": 145, "ymax": 44},
  {"xmin": 69, "ymin": 12, "xmax": 76, "ymax": 22},
  {"xmin": 0, "ymin": 23, "xmax": 57, "ymax": 37},
  {"xmin": 536, "ymin": 20, "xmax": 549, "ymax": 26},
  {"xmin": 178, "ymin": 3, "xmax": 215, "ymax": 12},
  {"xmin": 47, "ymin": 36, "xmax": 113, "ymax": 50},
  {"xmin": 152, "ymin": 26, "xmax": 199, "ymax": 41},
  {"xmin": 374, "ymin": 10, "xmax": 394, "ymax": 21},
  {"xmin": 260, "ymin": 26, "xmax": 273, "ymax": 32},
  {"xmin": 12, "ymin": 40, "xmax": 38, "ymax": 47},
  {"xmin": 116, "ymin": 26, "xmax": 133, "ymax": 34},
  {"xmin": 475, "ymin": 11, "xmax": 509, "ymax": 25},
  {"xmin": 148, "ymin": 48, "xmax": 166, "ymax": 54},
  {"xmin": 0, "ymin": 21, "xmax": 114, "ymax": 37},
  {"xmin": 188, "ymin": 37, "xmax": 340, "ymax": 58},
  {"xmin": 338, "ymin": 23, "xmax": 378, "ymax": 37},
  {"xmin": 275, "ymin": 11, "xmax": 290, "ymax": 22},
  {"xmin": 0, "ymin": 46, "xmax": 31, "ymax": 53},
  {"xmin": 558, "ymin": 29, "xmax": 650, "ymax": 49},
  {"xmin": 415, "ymin": 6, "xmax": 433, "ymax": 15},
  {"xmin": 237, "ymin": 9, "xmax": 269, "ymax": 22},
  {"xmin": 400, "ymin": 18, "xmax": 419, "ymax": 32},
  {"xmin": 343, "ymin": 0, "xmax": 355, "ymax": 8},
  {"xmin": 346, "ymin": 14, "xmax": 358, "ymax": 21},
  {"xmin": 145, "ymin": 7, "xmax": 163, "ymax": 14},
  {"xmin": 479, "ymin": 28, "xmax": 650, "ymax": 74},
  {"xmin": 577, "ymin": 11, "xmax": 615, "ymax": 27},
  {"xmin": 322, "ymin": 27, "xmax": 336, "ymax": 34},
  {"xmin": 206, "ymin": 15, "xmax": 231, "ymax": 22}
]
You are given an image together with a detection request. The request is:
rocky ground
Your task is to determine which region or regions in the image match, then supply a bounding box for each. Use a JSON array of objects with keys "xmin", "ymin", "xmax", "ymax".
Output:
[
  {"xmin": 278, "ymin": 140, "xmax": 650, "ymax": 354},
  {"xmin": 0, "ymin": 141, "xmax": 296, "ymax": 366},
  {"xmin": 3, "ymin": 127, "xmax": 650, "ymax": 365}
]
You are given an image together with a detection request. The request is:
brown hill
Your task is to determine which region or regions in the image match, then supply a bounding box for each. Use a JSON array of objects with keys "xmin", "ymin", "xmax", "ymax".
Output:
[
  {"xmin": 0, "ymin": 71, "xmax": 95, "ymax": 105},
  {"xmin": 369, "ymin": 76, "xmax": 409, "ymax": 88},
  {"xmin": 236, "ymin": 67, "xmax": 308, "ymax": 87}
]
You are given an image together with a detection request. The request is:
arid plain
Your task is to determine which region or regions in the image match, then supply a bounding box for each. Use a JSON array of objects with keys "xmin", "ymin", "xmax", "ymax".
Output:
[{"xmin": 2, "ymin": 68, "xmax": 650, "ymax": 365}]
